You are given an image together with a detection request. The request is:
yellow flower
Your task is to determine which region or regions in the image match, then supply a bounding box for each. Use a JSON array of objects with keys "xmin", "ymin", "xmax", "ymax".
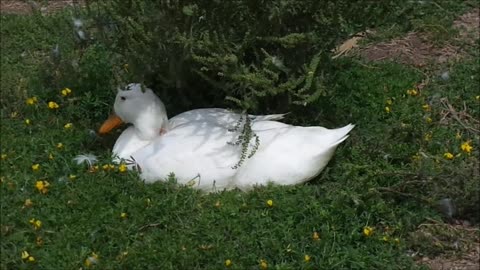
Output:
[
  {"xmin": 21, "ymin": 251, "xmax": 30, "ymax": 259},
  {"xmin": 266, "ymin": 199, "xmax": 273, "ymax": 207},
  {"xmin": 312, "ymin": 231, "xmax": 320, "ymax": 241},
  {"xmin": 425, "ymin": 117, "xmax": 432, "ymax": 123},
  {"xmin": 118, "ymin": 164, "xmax": 127, "ymax": 173},
  {"xmin": 120, "ymin": 212, "xmax": 128, "ymax": 219},
  {"xmin": 386, "ymin": 98, "xmax": 393, "ymax": 105},
  {"xmin": 56, "ymin": 143, "xmax": 64, "ymax": 149},
  {"xmin": 10, "ymin": 111, "xmax": 18, "ymax": 118},
  {"xmin": 26, "ymin": 97, "xmax": 38, "ymax": 105},
  {"xmin": 406, "ymin": 89, "xmax": 418, "ymax": 96},
  {"xmin": 461, "ymin": 141, "xmax": 473, "ymax": 154},
  {"xmin": 424, "ymin": 133, "xmax": 432, "ymax": 142},
  {"xmin": 85, "ymin": 252, "xmax": 99, "ymax": 267},
  {"xmin": 47, "ymin": 101, "xmax": 59, "ymax": 109},
  {"xmin": 455, "ymin": 132, "xmax": 462, "ymax": 140},
  {"xmin": 304, "ymin": 254, "xmax": 311, "ymax": 262},
  {"xmin": 394, "ymin": 237, "xmax": 400, "ymax": 244},
  {"xmin": 412, "ymin": 153, "xmax": 421, "ymax": 162},
  {"xmin": 215, "ymin": 200, "xmax": 221, "ymax": 208},
  {"xmin": 61, "ymin": 88, "xmax": 72, "ymax": 97},
  {"xmin": 260, "ymin": 259, "xmax": 268, "ymax": 270},
  {"xmin": 25, "ymin": 119, "xmax": 31, "ymax": 125},
  {"xmin": 69, "ymin": 174, "xmax": 77, "ymax": 181},
  {"xmin": 382, "ymin": 235, "xmax": 389, "ymax": 242},
  {"xmin": 32, "ymin": 164, "xmax": 40, "ymax": 171},
  {"xmin": 363, "ymin": 226, "xmax": 374, "ymax": 237},
  {"xmin": 422, "ymin": 104, "xmax": 431, "ymax": 111},
  {"xmin": 49, "ymin": 153, "xmax": 54, "ymax": 160},
  {"xmin": 36, "ymin": 236, "xmax": 44, "ymax": 246},
  {"xmin": 476, "ymin": 95, "xmax": 480, "ymax": 100},
  {"xmin": 225, "ymin": 259, "xmax": 232, "ymax": 267},
  {"xmin": 24, "ymin": 199, "xmax": 33, "ymax": 208},
  {"xmin": 35, "ymin": 180, "xmax": 50, "ymax": 194},
  {"xmin": 64, "ymin": 123, "xmax": 73, "ymax": 129},
  {"xmin": 21, "ymin": 251, "xmax": 36, "ymax": 262},
  {"xmin": 443, "ymin": 152, "xmax": 454, "ymax": 160},
  {"xmin": 29, "ymin": 218, "xmax": 42, "ymax": 230},
  {"xmin": 385, "ymin": 106, "xmax": 391, "ymax": 113},
  {"xmin": 1, "ymin": 154, "xmax": 7, "ymax": 160}
]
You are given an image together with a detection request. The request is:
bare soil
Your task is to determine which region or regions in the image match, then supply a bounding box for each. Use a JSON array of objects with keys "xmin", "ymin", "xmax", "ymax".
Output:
[{"xmin": 360, "ymin": 9, "xmax": 479, "ymax": 67}]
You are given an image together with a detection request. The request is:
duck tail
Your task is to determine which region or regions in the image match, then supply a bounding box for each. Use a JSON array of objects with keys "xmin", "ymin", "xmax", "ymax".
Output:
[{"xmin": 330, "ymin": 124, "xmax": 355, "ymax": 147}]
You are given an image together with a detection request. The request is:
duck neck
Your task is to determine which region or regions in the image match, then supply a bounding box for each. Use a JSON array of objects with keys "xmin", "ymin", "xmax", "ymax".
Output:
[{"xmin": 134, "ymin": 107, "xmax": 170, "ymax": 141}]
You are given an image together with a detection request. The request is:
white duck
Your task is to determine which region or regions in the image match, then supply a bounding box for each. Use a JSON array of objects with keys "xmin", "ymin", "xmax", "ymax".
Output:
[{"xmin": 98, "ymin": 83, "xmax": 354, "ymax": 192}]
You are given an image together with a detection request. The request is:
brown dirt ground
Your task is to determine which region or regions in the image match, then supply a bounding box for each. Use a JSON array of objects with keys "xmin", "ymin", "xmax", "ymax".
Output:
[
  {"xmin": 1, "ymin": 2, "xmax": 479, "ymax": 270},
  {"xmin": 0, "ymin": 0, "xmax": 84, "ymax": 15},
  {"xmin": 359, "ymin": 9, "xmax": 479, "ymax": 67}
]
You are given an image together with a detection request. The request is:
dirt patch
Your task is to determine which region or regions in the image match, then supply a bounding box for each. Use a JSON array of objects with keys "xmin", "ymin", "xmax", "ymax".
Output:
[
  {"xmin": 360, "ymin": 9, "xmax": 479, "ymax": 67},
  {"xmin": 0, "ymin": 0, "xmax": 84, "ymax": 15},
  {"xmin": 409, "ymin": 219, "xmax": 480, "ymax": 270}
]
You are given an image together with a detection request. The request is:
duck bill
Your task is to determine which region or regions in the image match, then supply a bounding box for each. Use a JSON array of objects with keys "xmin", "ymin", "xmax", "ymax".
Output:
[{"xmin": 99, "ymin": 113, "xmax": 124, "ymax": 134}]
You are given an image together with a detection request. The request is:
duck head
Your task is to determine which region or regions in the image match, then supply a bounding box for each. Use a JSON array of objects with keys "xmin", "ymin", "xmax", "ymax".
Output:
[{"xmin": 99, "ymin": 83, "xmax": 169, "ymax": 140}]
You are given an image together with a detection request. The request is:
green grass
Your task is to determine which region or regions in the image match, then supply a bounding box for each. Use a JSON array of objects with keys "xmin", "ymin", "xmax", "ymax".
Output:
[{"xmin": 1, "ymin": 3, "xmax": 479, "ymax": 270}]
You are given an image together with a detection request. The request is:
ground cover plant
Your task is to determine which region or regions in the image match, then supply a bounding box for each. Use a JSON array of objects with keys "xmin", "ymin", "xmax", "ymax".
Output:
[{"xmin": 1, "ymin": 0, "xmax": 478, "ymax": 269}]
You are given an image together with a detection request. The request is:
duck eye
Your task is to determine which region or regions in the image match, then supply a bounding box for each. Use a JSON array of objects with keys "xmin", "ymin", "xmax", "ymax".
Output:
[{"xmin": 120, "ymin": 96, "xmax": 126, "ymax": 101}]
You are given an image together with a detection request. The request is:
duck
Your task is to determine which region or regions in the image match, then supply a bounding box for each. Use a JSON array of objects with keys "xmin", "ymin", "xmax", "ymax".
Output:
[{"xmin": 98, "ymin": 83, "xmax": 354, "ymax": 192}]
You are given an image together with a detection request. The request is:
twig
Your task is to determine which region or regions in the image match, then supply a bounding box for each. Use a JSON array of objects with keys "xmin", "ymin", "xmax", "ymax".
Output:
[{"xmin": 138, "ymin": 222, "xmax": 163, "ymax": 231}]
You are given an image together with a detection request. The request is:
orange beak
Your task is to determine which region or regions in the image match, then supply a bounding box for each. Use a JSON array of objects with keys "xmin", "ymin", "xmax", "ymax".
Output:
[{"xmin": 99, "ymin": 113, "xmax": 124, "ymax": 134}]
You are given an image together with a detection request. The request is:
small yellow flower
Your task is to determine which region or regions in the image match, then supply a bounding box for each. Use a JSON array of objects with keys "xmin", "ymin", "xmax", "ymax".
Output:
[
  {"xmin": 455, "ymin": 132, "xmax": 462, "ymax": 140},
  {"xmin": 266, "ymin": 199, "xmax": 273, "ymax": 207},
  {"xmin": 21, "ymin": 251, "xmax": 30, "ymax": 259},
  {"xmin": 406, "ymin": 89, "xmax": 418, "ymax": 96},
  {"xmin": 24, "ymin": 199, "xmax": 33, "ymax": 208},
  {"xmin": 443, "ymin": 152, "xmax": 454, "ymax": 160},
  {"xmin": 28, "ymin": 256, "xmax": 35, "ymax": 262},
  {"xmin": 48, "ymin": 101, "xmax": 60, "ymax": 109},
  {"xmin": 35, "ymin": 180, "xmax": 50, "ymax": 194},
  {"xmin": 48, "ymin": 153, "xmax": 54, "ymax": 160},
  {"xmin": 461, "ymin": 141, "xmax": 473, "ymax": 154},
  {"xmin": 1, "ymin": 154, "xmax": 7, "ymax": 160},
  {"xmin": 225, "ymin": 259, "xmax": 232, "ymax": 267},
  {"xmin": 32, "ymin": 164, "xmax": 40, "ymax": 171},
  {"xmin": 68, "ymin": 174, "xmax": 77, "ymax": 181},
  {"xmin": 64, "ymin": 123, "xmax": 73, "ymax": 129},
  {"xmin": 394, "ymin": 237, "xmax": 400, "ymax": 244},
  {"xmin": 120, "ymin": 212, "xmax": 128, "ymax": 219},
  {"xmin": 476, "ymin": 95, "xmax": 480, "ymax": 100},
  {"xmin": 10, "ymin": 111, "xmax": 18, "ymax": 118},
  {"xmin": 304, "ymin": 254, "xmax": 311, "ymax": 262},
  {"xmin": 29, "ymin": 218, "xmax": 42, "ymax": 230},
  {"xmin": 26, "ymin": 97, "xmax": 38, "ymax": 105},
  {"xmin": 412, "ymin": 153, "xmax": 421, "ymax": 162},
  {"xmin": 61, "ymin": 88, "xmax": 72, "ymax": 97},
  {"xmin": 312, "ymin": 231, "xmax": 320, "ymax": 241},
  {"xmin": 425, "ymin": 117, "xmax": 432, "ymax": 123},
  {"xmin": 88, "ymin": 165, "xmax": 99, "ymax": 173},
  {"xmin": 146, "ymin": 198, "xmax": 152, "ymax": 206},
  {"xmin": 385, "ymin": 106, "xmax": 391, "ymax": 113},
  {"xmin": 422, "ymin": 104, "xmax": 431, "ymax": 111},
  {"xmin": 36, "ymin": 236, "xmax": 44, "ymax": 246},
  {"xmin": 382, "ymin": 235, "xmax": 389, "ymax": 242},
  {"xmin": 260, "ymin": 259, "xmax": 268, "ymax": 270},
  {"xmin": 118, "ymin": 164, "xmax": 127, "ymax": 173},
  {"xmin": 56, "ymin": 143, "xmax": 64, "ymax": 149},
  {"xmin": 386, "ymin": 98, "xmax": 393, "ymax": 105},
  {"xmin": 424, "ymin": 133, "xmax": 432, "ymax": 142},
  {"xmin": 25, "ymin": 119, "xmax": 31, "ymax": 125},
  {"xmin": 215, "ymin": 200, "xmax": 221, "ymax": 208},
  {"xmin": 85, "ymin": 252, "xmax": 99, "ymax": 267},
  {"xmin": 363, "ymin": 226, "xmax": 374, "ymax": 237}
]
